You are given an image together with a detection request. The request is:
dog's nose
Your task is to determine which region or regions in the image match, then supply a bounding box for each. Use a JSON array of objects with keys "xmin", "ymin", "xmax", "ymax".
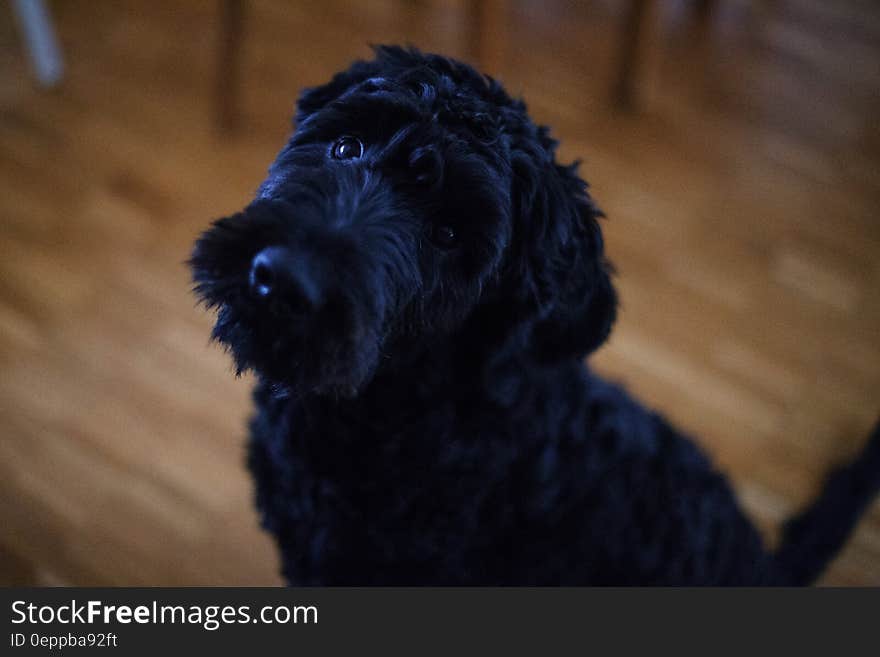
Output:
[{"xmin": 249, "ymin": 246, "xmax": 322, "ymax": 312}]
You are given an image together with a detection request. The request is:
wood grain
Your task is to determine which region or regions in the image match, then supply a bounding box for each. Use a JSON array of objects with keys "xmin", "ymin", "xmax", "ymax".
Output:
[{"xmin": 0, "ymin": 0, "xmax": 878, "ymax": 585}]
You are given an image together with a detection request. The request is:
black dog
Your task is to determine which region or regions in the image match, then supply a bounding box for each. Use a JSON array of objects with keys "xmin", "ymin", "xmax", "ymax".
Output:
[{"xmin": 192, "ymin": 46, "xmax": 880, "ymax": 585}]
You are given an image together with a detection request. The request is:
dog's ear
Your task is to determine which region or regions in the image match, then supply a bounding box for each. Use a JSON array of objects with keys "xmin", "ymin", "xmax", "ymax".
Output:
[{"xmin": 509, "ymin": 139, "xmax": 617, "ymax": 364}]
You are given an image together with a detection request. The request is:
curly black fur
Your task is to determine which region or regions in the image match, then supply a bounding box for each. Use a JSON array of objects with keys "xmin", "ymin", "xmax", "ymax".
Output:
[{"xmin": 191, "ymin": 46, "xmax": 880, "ymax": 585}]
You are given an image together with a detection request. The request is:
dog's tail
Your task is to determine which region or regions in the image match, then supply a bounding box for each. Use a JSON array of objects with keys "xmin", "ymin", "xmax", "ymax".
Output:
[{"xmin": 771, "ymin": 418, "xmax": 880, "ymax": 585}]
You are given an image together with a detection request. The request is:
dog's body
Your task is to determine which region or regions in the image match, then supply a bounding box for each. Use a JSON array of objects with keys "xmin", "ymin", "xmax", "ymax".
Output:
[
  {"xmin": 249, "ymin": 359, "xmax": 776, "ymax": 584},
  {"xmin": 193, "ymin": 47, "xmax": 880, "ymax": 585}
]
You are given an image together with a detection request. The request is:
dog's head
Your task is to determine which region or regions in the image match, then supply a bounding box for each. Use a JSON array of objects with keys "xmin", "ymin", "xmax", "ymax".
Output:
[{"xmin": 191, "ymin": 46, "xmax": 615, "ymax": 397}]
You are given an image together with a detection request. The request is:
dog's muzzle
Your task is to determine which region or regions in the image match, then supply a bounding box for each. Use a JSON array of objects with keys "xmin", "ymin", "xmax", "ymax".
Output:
[{"xmin": 191, "ymin": 195, "xmax": 423, "ymax": 394}]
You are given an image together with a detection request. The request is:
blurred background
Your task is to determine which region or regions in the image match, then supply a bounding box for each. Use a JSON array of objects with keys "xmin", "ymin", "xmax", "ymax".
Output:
[{"xmin": 1, "ymin": 0, "xmax": 878, "ymax": 585}]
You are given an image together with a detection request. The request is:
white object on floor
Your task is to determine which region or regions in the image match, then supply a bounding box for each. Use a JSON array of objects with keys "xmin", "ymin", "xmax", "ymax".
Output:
[{"xmin": 11, "ymin": 0, "xmax": 64, "ymax": 86}]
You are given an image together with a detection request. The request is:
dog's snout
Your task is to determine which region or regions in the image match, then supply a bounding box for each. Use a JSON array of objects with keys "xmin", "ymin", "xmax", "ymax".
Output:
[{"xmin": 249, "ymin": 246, "xmax": 322, "ymax": 312}]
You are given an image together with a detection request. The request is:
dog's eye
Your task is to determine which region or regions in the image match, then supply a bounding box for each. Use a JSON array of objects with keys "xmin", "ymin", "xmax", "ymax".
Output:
[
  {"xmin": 429, "ymin": 224, "xmax": 458, "ymax": 250},
  {"xmin": 331, "ymin": 136, "xmax": 364, "ymax": 160}
]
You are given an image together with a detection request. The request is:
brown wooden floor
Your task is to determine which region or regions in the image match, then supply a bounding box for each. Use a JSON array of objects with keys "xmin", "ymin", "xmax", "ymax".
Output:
[{"xmin": 1, "ymin": 0, "xmax": 878, "ymax": 585}]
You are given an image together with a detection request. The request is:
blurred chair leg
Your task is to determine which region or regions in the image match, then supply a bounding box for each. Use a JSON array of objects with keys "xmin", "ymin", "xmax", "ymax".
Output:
[
  {"xmin": 468, "ymin": 0, "xmax": 505, "ymax": 75},
  {"xmin": 613, "ymin": 0, "xmax": 658, "ymax": 112},
  {"xmin": 217, "ymin": 0, "xmax": 245, "ymax": 134},
  {"xmin": 694, "ymin": 0, "xmax": 717, "ymax": 23},
  {"xmin": 11, "ymin": 0, "xmax": 64, "ymax": 87}
]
